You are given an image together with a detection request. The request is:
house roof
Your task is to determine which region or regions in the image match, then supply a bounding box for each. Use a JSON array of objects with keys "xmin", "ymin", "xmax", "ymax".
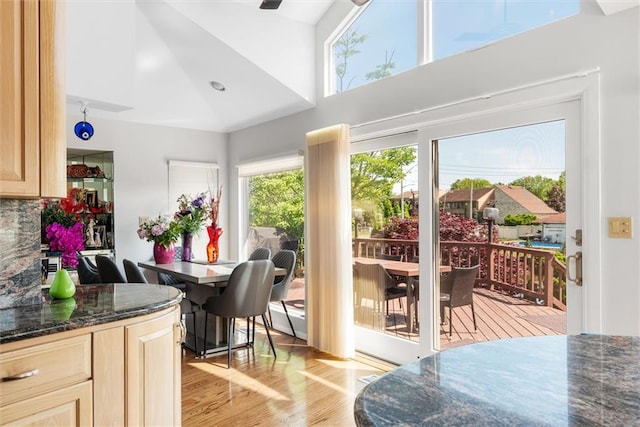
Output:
[
  {"xmin": 439, "ymin": 187, "xmax": 494, "ymax": 203},
  {"xmin": 495, "ymin": 185, "xmax": 557, "ymax": 216},
  {"xmin": 533, "ymin": 212, "xmax": 566, "ymax": 224}
]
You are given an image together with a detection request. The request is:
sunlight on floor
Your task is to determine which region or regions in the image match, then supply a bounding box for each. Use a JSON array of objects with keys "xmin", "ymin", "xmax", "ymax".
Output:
[{"xmin": 188, "ymin": 361, "xmax": 291, "ymax": 401}]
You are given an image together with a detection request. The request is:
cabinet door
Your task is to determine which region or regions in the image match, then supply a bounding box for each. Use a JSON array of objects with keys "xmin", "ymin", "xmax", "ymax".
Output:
[
  {"xmin": 0, "ymin": 0, "xmax": 40, "ymax": 197},
  {"xmin": 126, "ymin": 307, "xmax": 181, "ymax": 426},
  {"xmin": 0, "ymin": 381, "xmax": 92, "ymax": 426},
  {"xmin": 0, "ymin": 0, "xmax": 65, "ymax": 199}
]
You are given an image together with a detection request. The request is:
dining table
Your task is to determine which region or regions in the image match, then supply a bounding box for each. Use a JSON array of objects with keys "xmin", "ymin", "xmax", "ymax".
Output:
[
  {"xmin": 138, "ymin": 260, "xmax": 285, "ymax": 356},
  {"xmin": 354, "ymin": 334, "xmax": 640, "ymax": 426},
  {"xmin": 352, "ymin": 257, "xmax": 451, "ymax": 333}
]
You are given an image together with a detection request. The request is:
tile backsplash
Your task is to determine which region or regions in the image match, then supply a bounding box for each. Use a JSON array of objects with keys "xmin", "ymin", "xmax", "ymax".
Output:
[{"xmin": 0, "ymin": 199, "xmax": 42, "ymax": 309}]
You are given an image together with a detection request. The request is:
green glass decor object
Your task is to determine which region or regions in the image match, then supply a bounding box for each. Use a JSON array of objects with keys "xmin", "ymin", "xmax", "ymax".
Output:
[
  {"xmin": 49, "ymin": 298, "xmax": 77, "ymax": 321},
  {"xmin": 49, "ymin": 269, "xmax": 76, "ymax": 299}
]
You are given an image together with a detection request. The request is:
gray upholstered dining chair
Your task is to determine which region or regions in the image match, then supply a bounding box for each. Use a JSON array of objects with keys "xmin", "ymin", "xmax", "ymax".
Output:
[
  {"xmin": 202, "ymin": 259, "xmax": 276, "ymax": 368},
  {"xmin": 440, "ymin": 265, "xmax": 480, "ymax": 336},
  {"xmin": 123, "ymin": 259, "xmax": 148, "ymax": 283},
  {"xmin": 268, "ymin": 250, "xmax": 297, "ymax": 338},
  {"xmin": 96, "ymin": 255, "xmax": 127, "ymax": 283},
  {"xmin": 77, "ymin": 256, "xmax": 100, "ymax": 284},
  {"xmin": 248, "ymin": 247, "xmax": 271, "ymax": 260}
]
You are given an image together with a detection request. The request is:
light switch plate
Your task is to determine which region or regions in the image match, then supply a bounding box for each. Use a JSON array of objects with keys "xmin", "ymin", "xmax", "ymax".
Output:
[{"xmin": 609, "ymin": 217, "xmax": 632, "ymax": 238}]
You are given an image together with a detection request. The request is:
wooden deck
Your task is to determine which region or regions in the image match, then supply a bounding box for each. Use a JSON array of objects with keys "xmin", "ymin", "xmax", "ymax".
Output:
[
  {"xmin": 286, "ymin": 280, "xmax": 566, "ymax": 351},
  {"xmin": 438, "ymin": 287, "xmax": 566, "ymax": 350}
]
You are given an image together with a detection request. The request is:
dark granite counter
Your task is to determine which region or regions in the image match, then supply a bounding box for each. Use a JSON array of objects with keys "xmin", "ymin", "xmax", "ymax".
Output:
[
  {"xmin": 0, "ymin": 283, "xmax": 182, "ymax": 344},
  {"xmin": 355, "ymin": 335, "xmax": 640, "ymax": 426}
]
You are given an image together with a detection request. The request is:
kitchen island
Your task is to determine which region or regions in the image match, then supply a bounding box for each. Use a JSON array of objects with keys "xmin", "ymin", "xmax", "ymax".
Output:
[
  {"xmin": 354, "ymin": 335, "xmax": 640, "ymax": 426},
  {"xmin": 0, "ymin": 283, "xmax": 183, "ymax": 426}
]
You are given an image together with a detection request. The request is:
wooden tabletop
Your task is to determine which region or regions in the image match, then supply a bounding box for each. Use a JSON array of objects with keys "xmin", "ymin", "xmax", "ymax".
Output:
[{"xmin": 353, "ymin": 257, "xmax": 451, "ymax": 276}]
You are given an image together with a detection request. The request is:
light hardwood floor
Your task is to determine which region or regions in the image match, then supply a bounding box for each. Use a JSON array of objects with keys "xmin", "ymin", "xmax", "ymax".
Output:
[{"xmin": 181, "ymin": 327, "xmax": 390, "ymax": 426}]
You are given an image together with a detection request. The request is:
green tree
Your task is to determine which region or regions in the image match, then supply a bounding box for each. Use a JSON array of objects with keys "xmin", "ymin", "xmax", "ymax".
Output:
[
  {"xmin": 546, "ymin": 184, "xmax": 565, "ymax": 212},
  {"xmin": 351, "ymin": 147, "xmax": 416, "ymax": 228},
  {"xmin": 509, "ymin": 175, "xmax": 555, "ymax": 201},
  {"xmin": 450, "ymin": 178, "xmax": 492, "ymax": 190},
  {"xmin": 334, "ymin": 28, "xmax": 367, "ymax": 93},
  {"xmin": 503, "ymin": 213, "xmax": 537, "ymax": 226},
  {"xmin": 365, "ymin": 50, "xmax": 396, "ymax": 81},
  {"xmin": 248, "ymin": 170, "xmax": 305, "ymax": 240}
]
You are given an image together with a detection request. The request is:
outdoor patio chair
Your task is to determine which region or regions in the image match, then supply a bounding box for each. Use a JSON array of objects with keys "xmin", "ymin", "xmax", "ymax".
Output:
[
  {"xmin": 440, "ymin": 265, "xmax": 480, "ymax": 336},
  {"xmin": 353, "ymin": 261, "xmax": 407, "ymax": 333}
]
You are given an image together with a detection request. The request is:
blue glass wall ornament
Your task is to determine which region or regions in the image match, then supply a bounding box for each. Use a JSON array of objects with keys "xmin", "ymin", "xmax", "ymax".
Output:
[{"xmin": 74, "ymin": 103, "xmax": 94, "ymax": 141}]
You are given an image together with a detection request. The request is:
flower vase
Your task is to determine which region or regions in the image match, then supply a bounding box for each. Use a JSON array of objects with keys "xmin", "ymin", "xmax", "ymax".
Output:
[
  {"xmin": 154, "ymin": 242, "xmax": 175, "ymax": 264},
  {"xmin": 181, "ymin": 232, "xmax": 193, "ymax": 261},
  {"xmin": 206, "ymin": 225, "xmax": 223, "ymax": 263}
]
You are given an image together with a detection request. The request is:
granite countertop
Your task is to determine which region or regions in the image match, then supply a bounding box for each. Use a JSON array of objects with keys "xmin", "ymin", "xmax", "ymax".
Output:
[
  {"xmin": 354, "ymin": 335, "xmax": 640, "ymax": 426},
  {"xmin": 0, "ymin": 284, "xmax": 182, "ymax": 344}
]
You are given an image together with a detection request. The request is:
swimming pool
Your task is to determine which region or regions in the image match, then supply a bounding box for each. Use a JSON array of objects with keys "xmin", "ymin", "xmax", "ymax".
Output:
[{"xmin": 517, "ymin": 241, "xmax": 563, "ymax": 250}]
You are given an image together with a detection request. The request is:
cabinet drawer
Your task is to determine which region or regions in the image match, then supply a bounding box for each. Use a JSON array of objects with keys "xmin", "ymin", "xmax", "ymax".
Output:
[{"xmin": 0, "ymin": 335, "xmax": 91, "ymax": 406}]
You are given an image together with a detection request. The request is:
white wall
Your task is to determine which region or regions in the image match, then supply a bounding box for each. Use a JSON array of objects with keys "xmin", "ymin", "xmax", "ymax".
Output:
[
  {"xmin": 228, "ymin": 3, "xmax": 640, "ymax": 335},
  {"xmin": 66, "ymin": 115, "xmax": 228, "ymax": 267}
]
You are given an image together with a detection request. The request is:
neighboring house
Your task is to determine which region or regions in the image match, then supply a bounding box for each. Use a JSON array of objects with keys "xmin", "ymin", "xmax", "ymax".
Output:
[
  {"xmin": 440, "ymin": 187, "xmax": 494, "ymax": 219},
  {"xmin": 533, "ymin": 212, "xmax": 566, "ymax": 244},
  {"xmin": 439, "ymin": 185, "xmax": 558, "ymax": 225},
  {"xmin": 493, "ymin": 185, "xmax": 558, "ymax": 224}
]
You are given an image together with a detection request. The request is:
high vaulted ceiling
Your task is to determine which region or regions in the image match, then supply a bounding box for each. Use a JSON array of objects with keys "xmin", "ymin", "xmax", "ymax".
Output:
[{"xmin": 66, "ymin": 0, "xmax": 338, "ymax": 133}]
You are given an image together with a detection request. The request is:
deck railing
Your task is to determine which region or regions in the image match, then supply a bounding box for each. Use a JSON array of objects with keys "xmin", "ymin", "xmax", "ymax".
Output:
[{"xmin": 353, "ymin": 237, "xmax": 566, "ymax": 311}]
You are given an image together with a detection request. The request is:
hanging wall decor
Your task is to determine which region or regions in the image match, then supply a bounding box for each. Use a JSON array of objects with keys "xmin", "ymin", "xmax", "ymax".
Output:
[{"xmin": 74, "ymin": 102, "xmax": 94, "ymax": 141}]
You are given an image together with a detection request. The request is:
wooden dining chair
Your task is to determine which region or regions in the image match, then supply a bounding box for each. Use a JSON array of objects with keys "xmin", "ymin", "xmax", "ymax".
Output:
[{"xmin": 440, "ymin": 265, "xmax": 480, "ymax": 336}]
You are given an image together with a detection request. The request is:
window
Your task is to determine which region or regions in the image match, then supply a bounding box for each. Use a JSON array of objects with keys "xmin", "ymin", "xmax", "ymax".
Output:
[
  {"xmin": 431, "ymin": 0, "xmax": 580, "ymax": 60},
  {"xmin": 327, "ymin": 0, "xmax": 579, "ymax": 95},
  {"xmin": 238, "ymin": 155, "xmax": 305, "ymax": 325},
  {"xmin": 329, "ymin": 1, "xmax": 418, "ymax": 94}
]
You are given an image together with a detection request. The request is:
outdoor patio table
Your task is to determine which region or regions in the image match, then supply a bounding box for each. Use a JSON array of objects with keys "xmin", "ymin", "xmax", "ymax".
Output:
[{"xmin": 355, "ymin": 335, "xmax": 640, "ymax": 426}]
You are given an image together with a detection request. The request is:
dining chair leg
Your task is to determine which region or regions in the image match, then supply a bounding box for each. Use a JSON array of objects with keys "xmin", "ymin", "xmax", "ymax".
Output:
[
  {"xmin": 191, "ymin": 312, "xmax": 199, "ymax": 357},
  {"xmin": 252, "ymin": 316, "xmax": 256, "ymax": 343},
  {"xmin": 281, "ymin": 301, "xmax": 297, "ymax": 339},
  {"xmin": 471, "ymin": 302, "xmax": 477, "ymax": 331},
  {"xmin": 449, "ymin": 306, "xmax": 453, "ymax": 337},
  {"xmin": 227, "ymin": 317, "xmax": 234, "ymax": 369},
  {"xmin": 261, "ymin": 314, "xmax": 277, "ymax": 358},
  {"xmin": 203, "ymin": 312, "xmax": 209, "ymax": 356}
]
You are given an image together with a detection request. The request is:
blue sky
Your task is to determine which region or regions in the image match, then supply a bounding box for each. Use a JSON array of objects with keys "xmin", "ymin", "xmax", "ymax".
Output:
[
  {"xmin": 335, "ymin": 0, "xmax": 579, "ymax": 92},
  {"xmin": 334, "ymin": 1, "xmax": 575, "ymax": 193}
]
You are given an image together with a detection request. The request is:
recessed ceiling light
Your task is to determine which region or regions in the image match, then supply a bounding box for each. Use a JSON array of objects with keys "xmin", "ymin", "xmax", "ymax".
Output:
[{"xmin": 209, "ymin": 81, "xmax": 226, "ymax": 92}]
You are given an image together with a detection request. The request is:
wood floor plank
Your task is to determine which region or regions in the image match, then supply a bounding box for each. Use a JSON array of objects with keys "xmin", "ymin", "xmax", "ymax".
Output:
[
  {"xmin": 182, "ymin": 288, "xmax": 566, "ymax": 425},
  {"xmin": 181, "ymin": 326, "xmax": 386, "ymax": 426}
]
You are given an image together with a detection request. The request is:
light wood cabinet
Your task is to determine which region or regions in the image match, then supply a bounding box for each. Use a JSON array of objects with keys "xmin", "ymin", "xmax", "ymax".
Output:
[
  {"xmin": 0, "ymin": 335, "xmax": 92, "ymax": 426},
  {"xmin": 0, "ymin": 0, "xmax": 66, "ymax": 199},
  {"xmin": 126, "ymin": 308, "xmax": 182, "ymax": 426},
  {"xmin": 0, "ymin": 306, "xmax": 182, "ymax": 427}
]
